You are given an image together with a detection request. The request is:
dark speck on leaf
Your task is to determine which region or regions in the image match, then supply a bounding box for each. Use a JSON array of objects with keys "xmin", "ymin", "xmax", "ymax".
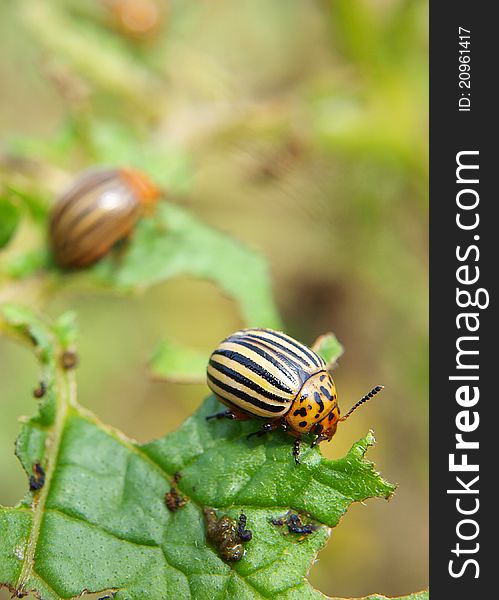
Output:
[
  {"xmin": 33, "ymin": 381, "xmax": 47, "ymax": 398},
  {"xmin": 270, "ymin": 511, "xmax": 319, "ymax": 536},
  {"xmin": 29, "ymin": 463, "xmax": 45, "ymax": 491},
  {"xmin": 165, "ymin": 487, "xmax": 187, "ymax": 512},
  {"xmin": 61, "ymin": 349, "xmax": 79, "ymax": 370}
]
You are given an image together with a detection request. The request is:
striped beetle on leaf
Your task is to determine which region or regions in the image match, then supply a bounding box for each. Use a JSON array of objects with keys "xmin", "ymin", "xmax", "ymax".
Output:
[
  {"xmin": 206, "ymin": 328, "xmax": 383, "ymax": 462},
  {"xmin": 50, "ymin": 167, "xmax": 159, "ymax": 268}
]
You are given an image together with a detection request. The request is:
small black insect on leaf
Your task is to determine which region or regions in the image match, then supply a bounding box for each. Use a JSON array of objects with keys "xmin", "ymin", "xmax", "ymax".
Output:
[
  {"xmin": 270, "ymin": 511, "xmax": 319, "ymax": 536},
  {"xmin": 164, "ymin": 487, "xmax": 187, "ymax": 512},
  {"xmin": 164, "ymin": 471, "xmax": 187, "ymax": 512},
  {"xmin": 32, "ymin": 381, "xmax": 47, "ymax": 398},
  {"xmin": 29, "ymin": 463, "xmax": 45, "ymax": 492}
]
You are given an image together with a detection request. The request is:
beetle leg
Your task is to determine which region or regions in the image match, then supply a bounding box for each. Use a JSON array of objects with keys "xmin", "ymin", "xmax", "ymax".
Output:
[
  {"xmin": 293, "ymin": 437, "xmax": 301, "ymax": 464},
  {"xmin": 247, "ymin": 422, "xmax": 275, "ymax": 440},
  {"xmin": 311, "ymin": 434, "xmax": 329, "ymax": 448},
  {"xmin": 206, "ymin": 410, "xmax": 236, "ymax": 421}
]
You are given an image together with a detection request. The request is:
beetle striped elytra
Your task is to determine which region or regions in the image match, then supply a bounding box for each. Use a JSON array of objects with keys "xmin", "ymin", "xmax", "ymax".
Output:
[
  {"xmin": 49, "ymin": 167, "xmax": 159, "ymax": 268},
  {"xmin": 206, "ymin": 328, "xmax": 383, "ymax": 462}
]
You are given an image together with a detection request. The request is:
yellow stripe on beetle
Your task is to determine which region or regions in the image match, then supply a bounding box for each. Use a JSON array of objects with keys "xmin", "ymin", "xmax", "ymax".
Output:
[{"xmin": 206, "ymin": 328, "xmax": 384, "ymax": 463}]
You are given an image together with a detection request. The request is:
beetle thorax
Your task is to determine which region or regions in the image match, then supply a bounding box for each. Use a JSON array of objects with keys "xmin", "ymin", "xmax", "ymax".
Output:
[{"xmin": 284, "ymin": 371, "xmax": 339, "ymax": 436}]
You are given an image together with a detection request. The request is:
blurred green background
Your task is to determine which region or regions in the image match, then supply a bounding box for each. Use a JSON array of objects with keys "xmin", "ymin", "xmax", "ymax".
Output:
[{"xmin": 0, "ymin": 0, "xmax": 428, "ymax": 598}]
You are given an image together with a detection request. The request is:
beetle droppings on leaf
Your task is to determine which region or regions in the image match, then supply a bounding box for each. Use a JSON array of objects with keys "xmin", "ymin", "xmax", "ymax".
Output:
[{"xmin": 204, "ymin": 507, "xmax": 252, "ymax": 562}]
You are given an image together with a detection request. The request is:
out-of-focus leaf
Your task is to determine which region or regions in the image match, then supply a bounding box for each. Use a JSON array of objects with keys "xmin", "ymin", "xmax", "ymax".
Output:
[
  {"xmin": 0, "ymin": 304, "xmax": 56, "ymax": 362},
  {"xmin": 53, "ymin": 311, "xmax": 78, "ymax": 348},
  {"xmin": 9, "ymin": 121, "xmax": 82, "ymax": 170},
  {"xmin": 5, "ymin": 185, "xmax": 51, "ymax": 222},
  {"xmin": 88, "ymin": 121, "xmax": 194, "ymax": 192},
  {"xmin": 20, "ymin": 1, "xmax": 161, "ymax": 115},
  {"xmin": 0, "ymin": 196, "xmax": 21, "ymax": 249},
  {"xmin": 324, "ymin": 0, "xmax": 384, "ymax": 72},
  {"xmin": 95, "ymin": 202, "xmax": 282, "ymax": 329},
  {"xmin": 150, "ymin": 338, "xmax": 208, "ymax": 383},
  {"xmin": 316, "ymin": 1, "xmax": 428, "ymax": 181},
  {"xmin": 9, "ymin": 118, "xmax": 194, "ymax": 195},
  {"xmin": 4, "ymin": 249, "xmax": 51, "ymax": 279},
  {"xmin": 9, "ymin": 120, "xmax": 193, "ymax": 197},
  {"xmin": 312, "ymin": 333, "xmax": 344, "ymax": 369},
  {"xmin": 0, "ymin": 306, "xmax": 399, "ymax": 600}
]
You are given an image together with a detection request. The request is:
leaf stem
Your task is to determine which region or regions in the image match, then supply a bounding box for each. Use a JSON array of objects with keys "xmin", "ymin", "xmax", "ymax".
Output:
[{"xmin": 15, "ymin": 346, "xmax": 75, "ymax": 595}]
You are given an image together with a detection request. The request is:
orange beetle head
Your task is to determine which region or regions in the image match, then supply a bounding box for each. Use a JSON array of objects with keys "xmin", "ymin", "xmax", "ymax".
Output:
[
  {"xmin": 284, "ymin": 372, "xmax": 339, "ymax": 436},
  {"xmin": 120, "ymin": 168, "xmax": 160, "ymax": 210},
  {"xmin": 312, "ymin": 384, "xmax": 385, "ymax": 444}
]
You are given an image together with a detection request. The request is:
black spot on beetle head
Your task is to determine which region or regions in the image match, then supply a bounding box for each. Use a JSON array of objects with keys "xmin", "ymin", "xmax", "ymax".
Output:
[{"xmin": 293, "ymin": 407, "xmax": 308, "ymax": 417}]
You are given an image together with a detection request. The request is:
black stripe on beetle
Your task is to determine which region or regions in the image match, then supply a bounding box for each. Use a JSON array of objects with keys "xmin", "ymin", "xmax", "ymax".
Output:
[
  {"xmin": 207, "ymin": 372, "xmax": 285, "ymax": 413},
  {"xmin": 240, "ymin": 341, "xmax": 310, "ymax": 386},
  {"xmin": 211, "ymin": 350, "xmax": 293, "ymax": 393},
  {"xmin": 314, "ymin": 391, "xmax": 325, "ymax": 413},
  {"xmin": 50, "ymin": 170, "xmax": 117, "ymax": 229},
  {"xmin": 209, "ymin": 359, "xmax": 290, "ymax": 402},
  {"xmin": 224, "ymin": 338, "xmax": 300, "ymax": 383},
  {"xmin": 243, "ymin": 333, "xmax": 312, "ymax": 371},
  {"xmin": 255, "ymin": 329, "xmax": 323, "ymax": 368},
  {"xmin": 319, "ymin": 386, "xmax": 332, "ymax": 400}
]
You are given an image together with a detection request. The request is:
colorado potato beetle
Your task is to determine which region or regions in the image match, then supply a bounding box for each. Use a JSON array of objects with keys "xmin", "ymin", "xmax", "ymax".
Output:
[
  {"xmin": 50, "ymin": 167, "xmax": 159, "ymax": 268},
  {"xmin": 206, "ymin": 328, "xmax": 383, "ymax": 462}
]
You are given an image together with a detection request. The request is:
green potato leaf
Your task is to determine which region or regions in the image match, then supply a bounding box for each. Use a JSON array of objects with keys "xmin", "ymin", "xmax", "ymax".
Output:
[
  {"xmin": 312, "ymin": 333, "xmax": 344, "ymax": 369},
  {"xmin": 0, "ymin": 307, "xmax": 428, "ymax": 600},
  {"xmin": 150, "ymin": 338, "xmax": 209, "ymax": 383},
  {"xmin": 95, "ymin": 202, "xmax": 282, "ymax": 329},
  {"xmin": 0, "ymin": 196, "xmax": 21, "ymax": 250}
]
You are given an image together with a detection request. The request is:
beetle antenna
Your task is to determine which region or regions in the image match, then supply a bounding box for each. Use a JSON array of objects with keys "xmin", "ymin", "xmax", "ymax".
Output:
[{"xmin": 339, "ymin": 385, "xmax": 384, "ymax": 422}]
